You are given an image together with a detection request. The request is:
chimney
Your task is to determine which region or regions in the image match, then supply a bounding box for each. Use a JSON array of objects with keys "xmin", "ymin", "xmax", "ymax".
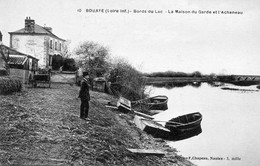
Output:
[
  {"xmin": 25, "ymin": 17, "xmax": 35, "ymax": 33},
  {"xmin": 0, "ymin": 31, "xmax": 2, "ymax": 42},
  {"xmin": 0, "ymin": 31, "xmax": 2, "ymax": 45}
]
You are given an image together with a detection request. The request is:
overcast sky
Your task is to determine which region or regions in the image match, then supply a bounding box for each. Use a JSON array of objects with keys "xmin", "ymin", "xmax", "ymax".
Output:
[{"xmin": 1, "ymin": 0, "xmax": 259, "ymax": 75}]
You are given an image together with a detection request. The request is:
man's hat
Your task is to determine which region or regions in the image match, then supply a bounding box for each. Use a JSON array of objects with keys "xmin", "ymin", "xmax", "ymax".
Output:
[{"xmin": 83, "ymin": 72, "xmax": 89, "ymax": 77}]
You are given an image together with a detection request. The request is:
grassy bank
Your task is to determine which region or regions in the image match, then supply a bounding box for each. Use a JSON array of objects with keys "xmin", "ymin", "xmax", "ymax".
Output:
[{"xmin": 0, "ymin": 84, "xmax": 194, "ymax": 166}]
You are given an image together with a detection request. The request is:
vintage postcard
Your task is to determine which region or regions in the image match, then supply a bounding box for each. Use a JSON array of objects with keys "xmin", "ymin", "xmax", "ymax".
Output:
[{"xmin": 1, "ymin": 0, "xmax": 259, "ymax": 166}]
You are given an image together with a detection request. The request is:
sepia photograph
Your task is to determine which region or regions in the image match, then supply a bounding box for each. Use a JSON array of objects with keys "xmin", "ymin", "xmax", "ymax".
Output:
[{"xmin": 1, "ymin": 0, "xmax": 259, "ymax": 165}]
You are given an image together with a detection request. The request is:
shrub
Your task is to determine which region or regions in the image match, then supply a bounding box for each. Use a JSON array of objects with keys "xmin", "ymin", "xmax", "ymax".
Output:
[
  {"xmin": 0, "ymin": 68, "xmax": 8, "ymax": 76},
  {"xmin": 0, "ymin": 76, "xmax": 22, "ymax": 94},
  {"xmin": 109, "ymin": 57, "xmax": 146, "ymax": 100},
  {"xmin": 110, "ymin": 83, "xmax": 141, "ymax": 101},
  {"xmin": 62, "ymin": 58, "xmax": 77, "ymax": 71}
]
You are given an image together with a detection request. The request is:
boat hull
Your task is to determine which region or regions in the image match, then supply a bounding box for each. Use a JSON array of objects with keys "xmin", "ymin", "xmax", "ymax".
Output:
[
  {"xmin": 134, "ymin": 115, "xmax": 202, "ymax": 141},
  {"xmin": 134, "ymin": 115, "xmax": 172, "ymax": 140},
  {"xmin": 165, "ymin": 112, "xmax": 202, "ymax": 139},
  {"xmin": 132, "ymin": 95, "xmax": 168, "ymax": 111}
]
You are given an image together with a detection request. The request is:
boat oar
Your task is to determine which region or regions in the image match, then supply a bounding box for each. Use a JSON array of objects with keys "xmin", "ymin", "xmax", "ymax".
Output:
[
  {"xmin": 130, "ymin": 108, "xmax": 154, "ymax": 119},
  {"xmin": 130, "ymin": 108, "xmax": 184, "ymax": 125},
  {"xmin": 156, "ymin": 121, "xmax": 184, "ymax": 125}
]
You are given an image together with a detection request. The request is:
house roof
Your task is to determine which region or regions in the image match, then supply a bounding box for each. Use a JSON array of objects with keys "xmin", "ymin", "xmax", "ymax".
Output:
[
  {"xmin": 8, "ymin": 55, "xmax": 27, "ymax": 65},
  {"xmin": 9, "ymin": 24, "xmax": 65, "ymax": 41},
  {"xmin": 0, "ymin": 44, "xmax": 38, "ymax": 60}
]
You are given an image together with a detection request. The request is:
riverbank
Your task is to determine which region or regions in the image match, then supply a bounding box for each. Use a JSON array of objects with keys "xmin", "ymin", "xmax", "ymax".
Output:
[{"xmin": 0, "ymin": 84, "xmax": 195, "ymax": 166}]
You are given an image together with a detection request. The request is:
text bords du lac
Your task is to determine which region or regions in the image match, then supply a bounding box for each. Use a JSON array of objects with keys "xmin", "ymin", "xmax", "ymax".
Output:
[{"xmin": 80, "ymin": 9, "xmax": 243, "ymax": 15}]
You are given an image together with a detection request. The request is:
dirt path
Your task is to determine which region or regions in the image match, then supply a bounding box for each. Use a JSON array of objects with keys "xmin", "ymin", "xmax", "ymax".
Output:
[{"xmin": 0, "ymin": 84, "xmax": 195, "ymax": 166}]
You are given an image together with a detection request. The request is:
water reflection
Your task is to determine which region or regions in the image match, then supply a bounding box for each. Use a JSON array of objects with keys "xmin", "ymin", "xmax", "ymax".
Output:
[
  {"xmin": 150, "ymin": 81, "xmax": 260, "ymax": 93},
  {"xmin": 221, "ymin": 87, "xmax": 259, "ymax": 92},
  {"xmin": 228, "ymin": 81, "xmax": 259, "ymax": 86},
  {"xmin": 170, "ymin": 126, "xmax": 202, "ymax": 141},
  {"xmin": 207, "ymin": 81, "xmax": 225, "ymax": 87},
  {"xmin": 151, "ymin": 81, "xmax": 202, "ymax": 89},
  {"xmin": 148, "ymin": 83, "xmax": 260, "ymax": 166},
  {"xmin": 165, "ymin": 112, "xmax": 203, "ymax": 141}
]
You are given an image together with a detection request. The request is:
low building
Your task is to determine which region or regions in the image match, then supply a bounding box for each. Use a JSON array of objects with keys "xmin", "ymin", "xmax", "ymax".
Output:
[
  {"xmin": 9, "ymin": 17, "xmax": 65, "ymax": 69},
  {"xmin": 0, "ymin": 43, "xmax": 38, "ymax": 83}
]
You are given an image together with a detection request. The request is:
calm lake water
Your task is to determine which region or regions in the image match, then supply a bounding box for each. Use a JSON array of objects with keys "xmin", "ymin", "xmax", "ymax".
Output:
[{"xmin": 147, "ymin": 82, "xmax": 260, "ymax": 166}]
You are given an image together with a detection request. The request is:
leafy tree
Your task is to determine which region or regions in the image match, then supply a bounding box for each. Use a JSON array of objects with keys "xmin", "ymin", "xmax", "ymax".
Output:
[
  {"xmin": 74, "ymin": 41, "xmax": 111, "ymax": 78},
  {"xmin": 61, "ymin": 40, "xmax": 72, "ymax": 58},
  {"xmin": 191, "ymin": 71, "xmax": 202, "ymax": 77},
  {"xmin": 63, "ymin": 58, "xmax": 77, "ymax": 71}
]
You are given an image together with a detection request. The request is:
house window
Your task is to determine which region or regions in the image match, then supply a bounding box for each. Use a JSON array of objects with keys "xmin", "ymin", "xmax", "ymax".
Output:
[
  {"xmin": 50, "ymin": 40, "xmax": 53, "ymax": 49},
  {"xmin": 59, "ymin": 43, "xmax": 62, "ymax": 51},
  {"xmin": 55, "ymin": 42, "xmax": 57, "ymax": 50},
  {"xmin": 49, "ymin": 55, "xmax": 52, "ymax": 66}
]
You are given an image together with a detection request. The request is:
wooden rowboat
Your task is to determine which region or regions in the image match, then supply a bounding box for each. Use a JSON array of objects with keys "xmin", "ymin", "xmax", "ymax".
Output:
[
  {"xmin": 131, "ymin": 95, "xmax": 168, "ymax": 110},
  {"xmin": 133, "ymin": 115, "xmax": 172, "ymax": 140},
  {"xmin": 134, "ymin": 113, "xmax": 202, "ymax": 141},
  {"xmin": 165, "ymin": 112, "xmax": 202, "ymax": 140}
]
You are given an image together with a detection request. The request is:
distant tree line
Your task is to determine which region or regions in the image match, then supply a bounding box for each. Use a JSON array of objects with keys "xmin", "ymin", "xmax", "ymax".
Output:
[{"xmin": 144, "ymin": 71, "xmax": 202, "ymax": 77}]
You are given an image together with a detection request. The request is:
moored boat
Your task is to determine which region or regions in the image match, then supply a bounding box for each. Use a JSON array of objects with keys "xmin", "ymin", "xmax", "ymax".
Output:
[
  {"xmin": 133, "ymin": 113, "xmax": 202, "ymax": 141},
  {"xmin": 131, "ymin": 95, "xmax": 168, "ymax": 110},
  {"xmin": 133, "ymin": 115, "xmax": 172, "ymax": 140},
  {"xmin": 165, "ymin": 112, "xmax": 202, "ymax": 140}
]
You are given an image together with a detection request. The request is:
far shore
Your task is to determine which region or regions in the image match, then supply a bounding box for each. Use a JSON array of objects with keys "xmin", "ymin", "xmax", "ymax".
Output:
[
  {"xmin": 144, "ymin": 76, "xmax": 210, "ymax": 84},
  {"xmin": 144, "ymin": 76, "xmax": 260, "ymax": 87}
]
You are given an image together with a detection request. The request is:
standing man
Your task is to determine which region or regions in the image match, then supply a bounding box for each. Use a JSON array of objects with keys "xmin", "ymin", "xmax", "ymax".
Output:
[{"xmin": 78, "ymin": 72, "xmax": 90, "ymax": 120}]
